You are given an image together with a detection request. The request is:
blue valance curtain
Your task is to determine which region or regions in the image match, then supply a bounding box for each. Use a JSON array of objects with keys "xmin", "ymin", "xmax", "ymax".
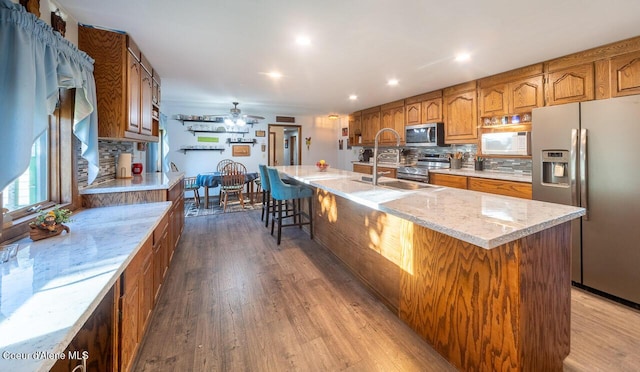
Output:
[{"xmin": 0, "ymin": 0, "xmax": 99, "ymax": 192}]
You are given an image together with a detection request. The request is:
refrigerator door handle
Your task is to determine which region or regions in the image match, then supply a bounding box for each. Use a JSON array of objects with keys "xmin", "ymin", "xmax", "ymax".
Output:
[
  {"xmin": 570, "ymin": 128, "xmax": 579, "ymax": 207},
  {"xmin": 580, "ymin": 128, "xmax": 589, "ymax": 220}
]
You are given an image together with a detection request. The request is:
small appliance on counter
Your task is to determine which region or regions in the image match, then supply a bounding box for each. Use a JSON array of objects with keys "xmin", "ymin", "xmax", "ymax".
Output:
[
  {"xmin": 132, "ymin": 162, "xmax": 144, "ymax": 175},
  {"xmin": 358, "ymin": 148, "xmax": 373, "ymax": 162},
  {"xmin": 116, "ymin": 153, "xmax": 132, "ymax": 179}
]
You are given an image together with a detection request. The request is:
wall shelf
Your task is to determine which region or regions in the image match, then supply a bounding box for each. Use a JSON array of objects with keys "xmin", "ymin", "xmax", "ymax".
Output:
[
  {"xmin": 179, "ymin": 145, "xmax": 226, "ymax": 154},
  {"xmin": 176, "ymin": 115, "xmax": 258, "ymax": 126},
  {"xmin": 186, "ymin": 127, "xmax": 249, "ymax": 136},
  {"xmin": 226, "ymin": 138, "xmax": 257, "ymax": 146}
]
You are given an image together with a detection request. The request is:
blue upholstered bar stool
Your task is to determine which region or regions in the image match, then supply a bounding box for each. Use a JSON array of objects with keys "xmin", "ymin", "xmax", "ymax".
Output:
[
  {"xmin": 258, "ymin": 164, "xmax": 271, "ymax": 227},
  {"xmin": 266, "ymin": 167, "xmax": 314, "ymax": 245}
]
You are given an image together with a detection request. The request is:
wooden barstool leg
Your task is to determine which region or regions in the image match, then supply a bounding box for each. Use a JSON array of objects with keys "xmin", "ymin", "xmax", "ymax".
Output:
[
  {"xmin": 308, "ymin": 195, "xmax": 313, "ymax": 239},
  {"xmin": 277, "ymin": 200, "xmax": 283, "ymax": 245}
]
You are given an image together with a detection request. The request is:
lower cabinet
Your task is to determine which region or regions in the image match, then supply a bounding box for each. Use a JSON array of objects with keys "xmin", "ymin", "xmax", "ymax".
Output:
[
  {"xmin": 429, "ymin": 173, "xmax": 468, "ymax": 189},
  {"xmin": 352, "ymin": 164, "xmax": 397, "ymax": 178},
  {"xmin": 430, "ymin": 173, "xmax": 532, "ymax": 199}
]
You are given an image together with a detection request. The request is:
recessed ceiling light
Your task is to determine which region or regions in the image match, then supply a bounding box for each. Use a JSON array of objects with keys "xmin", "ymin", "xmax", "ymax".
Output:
[
  {"xmin": 296, "ymin": 35, "xmax": 311, "ymax": 46},
  {"xmin": 267, "ymin": 71, "xmax": 283, "ymax": 79},
  {"xmin": 349, "ymin": 94, "xmax": 358, "ymax": 100},
  {"xmin": 455, "ymin": 53, "xmax": 471, "ymax": 62},
  {"xmin": 387, "ymin": 79, "xmax": 399, "ymax": 86}
]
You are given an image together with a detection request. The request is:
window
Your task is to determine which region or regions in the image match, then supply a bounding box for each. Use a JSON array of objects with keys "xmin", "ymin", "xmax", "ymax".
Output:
[{"xmin": 2, "ymin": 131, "xmax": 49, "ymax": 214}]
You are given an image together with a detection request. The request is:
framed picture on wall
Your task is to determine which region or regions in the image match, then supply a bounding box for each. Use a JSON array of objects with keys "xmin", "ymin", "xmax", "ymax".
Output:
[
  {"xmin": 342, "ymin": 127, "xmax": 348, "ymax": 137},
  {"xmin": 284, "ymin": 139, "xmax": 289, "ymax": 149},
  {"xmin": 255, "ymin": 130, "xmax": 266, "ymax": 137},
  {"xmin": 232, "ymin": 145, "xmax": 251, "ymax": 157}
]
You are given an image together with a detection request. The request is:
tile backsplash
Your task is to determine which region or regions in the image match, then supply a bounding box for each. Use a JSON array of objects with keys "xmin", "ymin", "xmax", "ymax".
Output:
[{"xmin": 76, "ymin": 139, "xmax": 134, "ymax": 189}]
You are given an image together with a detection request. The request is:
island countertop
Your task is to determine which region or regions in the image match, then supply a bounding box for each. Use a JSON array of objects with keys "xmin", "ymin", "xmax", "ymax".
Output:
[
  {"xmin": 276, "ymin": 165, "xmax": 583, "ymax": 249},
  {"xmin": 0, "ymin": 202, "xmax": 172, "ymax": 372},
  {"xmin": 79, "ymin": 172, "xmax": 183, "ymax": 195}
]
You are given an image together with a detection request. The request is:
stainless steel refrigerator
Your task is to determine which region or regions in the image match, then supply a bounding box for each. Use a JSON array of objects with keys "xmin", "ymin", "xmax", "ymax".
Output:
[{"xmin": 532, "ymin": 96, "xmax": 640, "ymax": 305}]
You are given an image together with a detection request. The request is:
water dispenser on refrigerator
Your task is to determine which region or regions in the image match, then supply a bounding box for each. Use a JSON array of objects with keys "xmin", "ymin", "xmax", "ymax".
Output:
[{"xmin": 541, "ymin": 150, "xmax": 569, "ymax": 187}]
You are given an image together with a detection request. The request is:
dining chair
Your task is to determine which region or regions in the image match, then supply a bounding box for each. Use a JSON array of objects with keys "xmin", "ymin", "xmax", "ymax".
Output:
[
  {"xmin": 266, "ymin": 167, "xmax": 313, "ymax": 245},
  {"xmin": 216, "ymin": 159, "xmax": 235, "ymax": 204},
  {"xmin": 183, "ymin": 176, "xmax": 201, "ymax": 208},
  {"xmin": 220, "ymin": 162, "xmax": 247, "ymax": 212}
]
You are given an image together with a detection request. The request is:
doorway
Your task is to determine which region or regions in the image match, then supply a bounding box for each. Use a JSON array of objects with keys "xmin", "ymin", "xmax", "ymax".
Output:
[{"xmin": 268, "ymin": 124, "xmax": 301, "ymax": 166}]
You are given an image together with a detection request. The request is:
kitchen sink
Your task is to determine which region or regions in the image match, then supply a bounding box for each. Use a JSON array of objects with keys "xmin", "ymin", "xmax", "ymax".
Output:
[{"xmin": 352, "ymin": 178, "xmax": 437, "ymax": 191}]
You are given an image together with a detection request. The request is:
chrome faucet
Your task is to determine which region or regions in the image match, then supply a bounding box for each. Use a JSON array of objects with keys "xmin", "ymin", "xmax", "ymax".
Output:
[{"xmin": 373, "ymin": 128, "xmax": 401, "ymax": 186}]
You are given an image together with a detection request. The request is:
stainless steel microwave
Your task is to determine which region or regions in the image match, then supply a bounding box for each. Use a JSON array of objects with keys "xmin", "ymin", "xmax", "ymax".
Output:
[
  {"xmin": 405, "ymin": 123, "xmax": 447, "ymax": 147},
  {"xmin": 481, "ymin": 131, "xmax": 531, "ymax": 155}
]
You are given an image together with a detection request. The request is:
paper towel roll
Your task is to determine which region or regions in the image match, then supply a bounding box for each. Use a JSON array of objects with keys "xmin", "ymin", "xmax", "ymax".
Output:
[
  {"xmin": 117, "ymin": 153, "xmax": 132, "ymax": 178},
  {"xmin": 554, "ymin": 163, "xmax": 565, "ymax": 177}
]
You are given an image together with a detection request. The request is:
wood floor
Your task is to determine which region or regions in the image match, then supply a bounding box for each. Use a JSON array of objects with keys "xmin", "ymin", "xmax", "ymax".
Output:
[{"xmin": 134, "ymin": 210, "xmax": 640, "ymax": 372}]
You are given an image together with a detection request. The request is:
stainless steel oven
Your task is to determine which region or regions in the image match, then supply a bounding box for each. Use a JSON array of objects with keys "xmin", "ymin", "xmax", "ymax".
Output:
[{"xmin": 397, "ymin": 154, "xmax": 450, "ymax": 183}]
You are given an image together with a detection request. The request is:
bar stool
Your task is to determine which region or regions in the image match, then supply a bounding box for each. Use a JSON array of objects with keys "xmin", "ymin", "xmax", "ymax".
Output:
[
  {"xmin": 266, "ymin": 167, "xmax": 313, "ymax": 245},
  {"xmin": 257, "ymin": 164, "xmax": 271, "ymax": 227}
]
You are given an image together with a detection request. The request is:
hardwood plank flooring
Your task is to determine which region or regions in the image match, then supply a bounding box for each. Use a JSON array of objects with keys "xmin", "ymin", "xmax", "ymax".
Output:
[{"xmin": 134, "ymin": 210, "xmax": 640, "ymax": 371}]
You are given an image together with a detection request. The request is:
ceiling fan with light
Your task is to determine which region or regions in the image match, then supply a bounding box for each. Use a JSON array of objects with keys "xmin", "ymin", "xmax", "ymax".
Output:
[{"xmin": 215, "ymin": 102, "xmax": 265, "ymax": 126}]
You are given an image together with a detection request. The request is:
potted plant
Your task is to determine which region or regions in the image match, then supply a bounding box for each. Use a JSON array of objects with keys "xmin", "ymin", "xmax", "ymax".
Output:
[{"xmin": 29, "ymin": 206, "xmax": 72, "ymax": 241}]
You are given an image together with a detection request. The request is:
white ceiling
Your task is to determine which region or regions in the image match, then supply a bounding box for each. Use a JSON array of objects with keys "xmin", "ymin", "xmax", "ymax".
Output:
[{"xmin": 55, "ymin": 0, "xmax": 640, "ymax": 116}]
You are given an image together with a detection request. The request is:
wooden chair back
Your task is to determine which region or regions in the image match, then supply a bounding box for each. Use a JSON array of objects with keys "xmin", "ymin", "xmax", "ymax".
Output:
[
  {"xmin": 221, "ymin": 162, "xmax": 247, "ymax": 189},
  {"xmin": 216, "ymin": 159, "xmax": 235, "ymax": 172}
]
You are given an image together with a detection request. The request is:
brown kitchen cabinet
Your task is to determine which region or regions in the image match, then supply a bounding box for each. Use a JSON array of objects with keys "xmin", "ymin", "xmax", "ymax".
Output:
[
  {"xmin": 546, "ymin": 63, "xmax": 595, "ymax": 106},
  {"xmin": 443, "ymin": 81, "xmax": 478, "ymax": 144},
  {"xmin": 153, "ymin": 213, "xmax": 170, "ymax": 303},
  {"xmin": 120, "ymin": 238, "xmax": 153, "ymax": 372},
  {"xmin": 429, "ymin": 173, "xmax": 468, "ymax": 189},
  {"xmin": 361, "ymin": 106, "xmax": 381, "ymax": 145},
  {"xmin": 405, "ymin": 91, "xmax": 443, "ymax": 125},
  {"xmin": 352, "ymin": 164, "xmax": 397, "ymax": 178},
  {"xmin": 348, "ymin": 111, "xmax": 362, "ymax": 145},
  {"xmin": 467, "ymin": 177, "xmax": 532, "ymax": 199},
  {"xmin": 610, "ymin": 50, "xmax": 640, "ymax": 97},
  {"xmin": 479, "ymin": 83, "xmax": 509, "ymax": 118},
  {"xmin": 380, "ymin": 100, "xmax": 405, "ymax": 144},
  {"xmin": 479, "ymin": 75, "xmax": 543, "ymax": 120},
  {"xmin": 79, "ymin": 25, "xmax": 159, "ymax": 142}
]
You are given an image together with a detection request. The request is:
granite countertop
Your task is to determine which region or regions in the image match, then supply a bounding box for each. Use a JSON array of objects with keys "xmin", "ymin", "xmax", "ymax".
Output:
[
  {"xmin": 79, "ymin": 172, "xmax": 184, "ymax": 195},
  {"xmin": 0, "ymin": 202, "xmax": 172, "ymax": 372},
  {"xmin": 276, "ymin": 165, "xmax": 583, "ymax": 249},
  {"xmin": 429, "ymin": 168, "xmax": 532, "ymax": 183}
]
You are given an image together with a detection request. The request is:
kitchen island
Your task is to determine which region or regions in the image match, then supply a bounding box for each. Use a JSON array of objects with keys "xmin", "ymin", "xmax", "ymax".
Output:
[{"xmin": 276, "ymin": 165, "xmax": 584, "ymax": 371}]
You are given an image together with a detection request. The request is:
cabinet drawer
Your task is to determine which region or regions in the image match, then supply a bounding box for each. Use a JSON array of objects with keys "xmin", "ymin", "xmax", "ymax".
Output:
[
  {"xmin": 467, "ymin": 177, "xmax": 532, "ymax": 199},
  {"xmin": 429, "ymin": 173, "xmax": 468, "ymax": 189},
  {"xmin": 353, "ymin": 164, "xmax": 372, "ymax": 175}
]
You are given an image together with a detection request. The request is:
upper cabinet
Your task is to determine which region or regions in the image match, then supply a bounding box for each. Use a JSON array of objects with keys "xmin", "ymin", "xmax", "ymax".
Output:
[
  {"xmin": 348, "ymin": 111, "xmax": 362, "ymax": 145},
  {"xmin": 546, "ymin": 63, "xmax": 595, "ymax": 106},
  {"xmin": 443, "ymin": 81, "xmax": 478, "ymax": 144},
  {"xmin": 79, "ymin": 26, "xmax": 160, "ymax": 142},
  {"xmin": 610, "ymin": 50, "xmax": 640, "ymax": 97},
  {"xmin": 405, "ymin": 91, "xmax": 442, "ymax": 125},
  {"xmin": 510, "ymin": 75, "xmax": 544, "ymax": 113},
  {"xmin": 380, "ymin": 100, "xmax": 405, "ymax": 144},
  {"xmin": 361, "ymin": 107, "xmax": 381, "ymax": 145}
]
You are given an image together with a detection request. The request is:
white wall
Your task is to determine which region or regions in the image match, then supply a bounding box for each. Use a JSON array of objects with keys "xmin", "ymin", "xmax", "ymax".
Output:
[{"xmin": 162, "ymin": 103, "xmax": 343, "ymax": 180}]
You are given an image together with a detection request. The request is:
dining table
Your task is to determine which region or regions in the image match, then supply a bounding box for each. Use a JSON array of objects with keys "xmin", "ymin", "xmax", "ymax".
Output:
[{"xmin": 196, "ymin": 171, "xmax": 259, "ymax": 208}]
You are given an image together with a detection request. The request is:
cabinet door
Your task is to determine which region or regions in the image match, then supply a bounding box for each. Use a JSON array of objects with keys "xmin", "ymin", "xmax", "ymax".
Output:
[
  {"xmin": 467, "ymin": 177, "xmax": 532, "ymax": 199},
  {"xmin": 348, "ymin": 113, "xmax": 362, "ymax": 145},
  {"xmin": 353, "ymin": 164, "xmax": 372, "ymax": 174},
  {"xmin": 361, "ymin": 111, "xmax": 380, "ymax": 145},
  {"xmin": 422, "ymin": 97, "xmax": 442, "ymax": 123},
  {"xmin": 547, "ymin": 63, "xmax": 594, "ymax": 105},
  {"xmin": 430, "ymin": 173, "xmax": 467, "ymax": 189},
  {"xmin": 509, "ymin": 75, "xmax": 544, "ymax": 114},
  {"xmin": 120, "ymin": 285, "xmax": 139, "ymax": 372},
  {"xmin": 444, "ymin": 91, "xmax": 478, "ymax": 143},
  {"xmin": 140, "ymin": 249, "xmax": 153, "ymax": 336},
  {"xmin": 405, "ymin": 103, "xmax": 421, "ymax": 125},
  {"xmin": 127, "ymin": 51, "xmax": 141, "ymax": 134},
  {"xmin": 610, "ymin": 50, "xmax": 640, "ymax": 97},
  {"xmin": 140, "ymin": 68, "xmax": 154, "ymax": 135},
  {"xmin": 380, "ymin": 107, "xmax": 404, "ymax": 143},
  {"xmin": 480, "ymin": 83, "xmax": 508, "ymax": 117}
]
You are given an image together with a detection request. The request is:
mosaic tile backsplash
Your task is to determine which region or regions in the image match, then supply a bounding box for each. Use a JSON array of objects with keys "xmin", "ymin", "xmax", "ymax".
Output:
[{"xmin": 76, "ymin": 139, "xmax": 134, "ymax": 189}]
